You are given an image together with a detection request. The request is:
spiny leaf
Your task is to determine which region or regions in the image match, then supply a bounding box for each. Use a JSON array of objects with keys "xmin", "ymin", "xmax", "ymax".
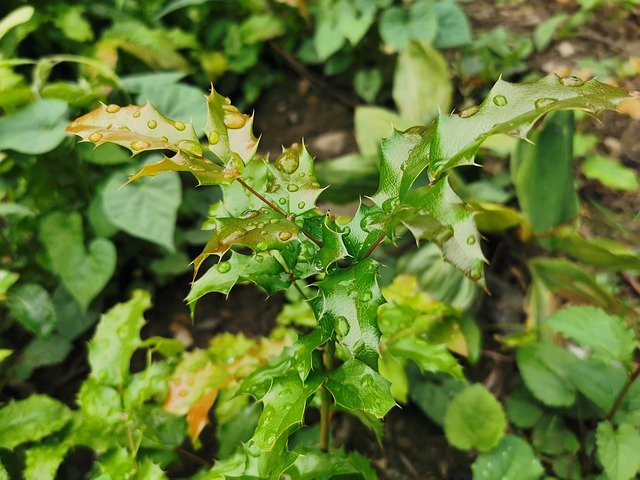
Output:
[
  {"xmin": 312, "ymin": 214, "xmax": 349, "ymax": 270},
  {"xmin": 192, "ymin": 208, "xmax": 299, "ymax": 275},
  {"xmin": 264, "ymin": 143, "xmax": 325, "ymax": 216},
  {"xmin": 326, "ymin": 359, "xmax": 396, "ymax": 419},
  {"xmin": 187, "ymin": 251, "xmax": 291, "ymax": 317},
  {"xmin": 376, "ymin": 178, "xmax": 485, "ymax": 285},
  {"xmin": 429, "ymin": 74, "xmax": 629, "ymax": 176},
  {"xmin": 310, "ymin": 259, "xmax": 383, "ymax": 369},
  {"xmin": 204, "ymin": 87, "xmax": 259, "ymax": 164},
  {"xmin": 340, "ymin": 203, "xmax": 384, "ymax": 261}
]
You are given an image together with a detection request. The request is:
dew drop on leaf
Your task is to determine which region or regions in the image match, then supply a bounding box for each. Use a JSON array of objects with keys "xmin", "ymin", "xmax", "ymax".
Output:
[
  {"xmin": 132, "ymin": 110, "xmax": 141, "ymax": 118},
  {"xmin": 256, "ymin": 242, "xmax": 268, "ymax": 252},
  {"xmin": 241, "ymin": 209, "xmax": 259, "ymax": 219},
  {"xmin": 106, "ymin": 104, "xmax": 120, "ymax": 113},
  {"xmin": 89, "ymin": 132, "xmax": 103, "ymax": 143},
  {"xmin": 342, "ymin": 226, "xmax": 350, "ymax": 235},
  {"xmin": 467, "ymin": 235, "xmax": 476, "ymax": 245},
  {"xmin": 297, "ymin": 201, "xmax": 305, "ymax": 209},
  {"xmin": 224, "ymin": 112, "xmax": 247, "ymax": 129},
  {"xmin": 460, "ymin": 105, "xmax": 480, "ymax": 118},
  {"xmin": 535, "ymin": 97, "xmax": 559, "ymax": 109},
  {"xmin": 130, "ymin": 140, "xmax": 151, "ymax": 150},
  {"xmin": 147, "ymin": 120, "xmax": 157, "ymax": 129},
  {"xmin": 267, "ymin": 182, "xmax": 281, "ymax": 192},
  {"xmin": 335, "ymin": 316, "xmax": 350, "ymax": 337},
  {"xmin": 287, "ymin": 184, "xmax": 299, "ymax": 192},
  {"xmin": 492, "ymin": 95, "xmax": 508, "ymax": 107},
  {"xmin": 208, "ymin": 130, "xmax": 220, "ymax": 145},
  {"xmin": 269, "ymin": 218, "xmax": 278, "ymax": 224},
  {"xmin": 560, "ymin": 75, "xmax": 584, "ymax": 87},
  {"xmin": 312, "ymin": 182, "xmax": 321, "ymax": 188},
  {"xmin": 361, "ymin": 292, "xmax": 372, "ymax": 302},
  {"xmin": 260, "ymin": 230, "xmax": 267, "ymax": 235},
  {"xmin": 217, "ymin": 261, "xmax": 231, "ymax": 273},
  {"xmin": 274, "ymin": 150, "xmax": 300, "ymax": 174},
  {"xmin": 174, "ymin": 121, "xmax": 186, "ymax": 131},
  {"xmin": 279, "ymin": 231, "xmax": 293, "ymax": 241},
  {"xmin": 278, "ymin": 198, "xmax": 287, "ymax": 205}
]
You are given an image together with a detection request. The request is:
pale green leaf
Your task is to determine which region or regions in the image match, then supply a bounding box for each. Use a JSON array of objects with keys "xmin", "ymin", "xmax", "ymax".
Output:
[
  {"xmin": 354, "ymin": 106, "xmax": 412, "ymax": 158},
  {"xmin": 0, "ymin": 395, "xmax": 72, "ymax": 449},
  {"xmin": 547, "ymin": 306, "xmax": 636, "ymax": 364},
  {"xmin": 516, "ymin": 343, "xmax": 577, "ymax": 407},
  {"xmin": 472, "ymin": 435, "xmax": 543, "ymax": 480},
  {"xmin": 0, "ymin": 6, "xmax": 35, "ymax": 42},
  {"xmin": 582, "ymin": 155, "xmax": 639, "ymax": 191},
  {"xmin": 433, "ymin": 0, "xmax": 472, "ymax": 48},
  {"xmin": 444, "ymin": 384, "xmax": 506, "ymax": 452},
  {"xmin": 87, "ymin": 290, "xmax": 151, "ymax": 385},
  {"xmin": 393, "ymin": 41, "xmax": 451, "ymax": 124},
  {"xmin": 387, "ymin": 336, "xmax": 464, "ymax": 380},
  {"xmin": 533, "ymin": 13, "xmax": 569, "ymax": 51},
  {"xmin": 327, "ymin": 359, "xmax": 396, "ymax": 419},
  {"xmin": 378, "ymin": 0, "xmax": 437, "ymax": 52},
  {"xmin": 6, "ymin": 283, "xmax": 56, "ymax": 337},
  {"xmin": 0, "ymin": 99, "xmax": 68, "ymax": 154},
  {"xmin": 596, "ymin": 422, "xmax": 640, "ymax": 480},
  {"xmin": 566, "ymin": 357, "xmax": 627, "ymax": 412},
  {"xmin": 286, "ymin": 448, "xmax": 377, "ymax": 479},
  {"xmin": 24, "ymin": 444, "xmax": 70, "ymax": 480},
  {"xmin": 40, "ymin": 212, "xmax": 116, "ymax": 309}
]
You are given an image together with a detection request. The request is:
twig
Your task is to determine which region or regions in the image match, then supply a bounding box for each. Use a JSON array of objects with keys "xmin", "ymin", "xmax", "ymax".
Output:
[
  {"xmin": 269, "ymin": 42, "xmax": 360, "ymax": 110},
  {"xmin": 362, "ymin": 233, "xmax": 386, "ymax": 260},
  {"xmin": 319, "ymin": 341, "xmax": 335, "ymax": 451},
  {"xmin": 177, "ymin": 447, "xmax": 212, "ymax": 468},
  {"xmin": 607, "ymin": 362, "xmax": 640, "ymax": 421}
]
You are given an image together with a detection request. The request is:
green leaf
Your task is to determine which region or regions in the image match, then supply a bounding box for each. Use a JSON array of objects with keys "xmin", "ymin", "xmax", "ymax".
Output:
[
  {"xmin": 528, "ymin": 258, "xmax": 625, "ymax": 314},
  {"xmin": 596, "ymin": 422, "xmax": 640, "ymax": 480},
  {"xmin": 0, "ymin": 395, "xmax": 72, "ymax": 449},
  {"xmin": 311, "ymin": 260, "xmax": 383, "ymax": 369},
  {"xmin": 287, "ymin": 448, "xmax": 377, "ymax": 479},
  {"xmin": 533, "ymin": 14, "xmax": 569, "ymax": 51},
  {"xmin": 532, "ymin": 414, "xmax": 579, "ymax": 455},
  {"xmin": 24, "ymin": 444, "xmax": 70, "ymax": 480},
  {"xmin": 472, "ymin": 435, "xmax": 544, "ymax": 480},
  {"xmin": 379, "ymin": 0, "xmax": 437, "ymax": 52},
  {"xmin": 506, "ymin": 387, "xmax": 544, "ymax": 428},
  {"xmin": 387, "ymin": 337, "xmax": 464, "ymax": 380},
  {"xmin": 354, "ymin": 106, "xmax": 412, "ymax": 158},
  {"xmin": 53, "ymin": 5, "xmax": 93, "ymax": 42},
  {"xmin": 0, "ymin": 6, "xmax": 34, "ymax": 42},
  {"xmin": 102, "ymin": 165, "xmax": 181, "ymax": 251},
  {"xmin": 516, "ymin": 343, "xmax": 578, "ymax": 407},
  {"xmin": 354, "ymin": 68, "xmax": 383, "ymax": 104},
  {"xmin": 264, "ymin": 143, "xmax": 324, "ymax": 216},
  {"xmin": 410, "ymin": 372, "xmax": 465, "ymax": 426},
  {"xmin": 340, "ymin": 203, "xmax": 385, "ymax": 261},
  {"xmin": 87, "ymin": 290, "xmax": 151, "ymax": 385},
  {"xmin": 192, "ymin": 208, "xmax": 299, "ymax": 275},
  {"xmin": 312, "ymin": 215, "xmax": 349, "ymax": 270},
  {"xmin": 76, "ymin": 142, "xmax": 131, "ymax": 165},
  {"xmin": 433, "ymin": 0, "xmax": 472, "ymax": 48},
  {"xmin": 566, "ymin": 357, "xmax": 626, "ymax": 412},
  {"xmin": 239, "ymin": 14, "xmax": 285, "ymax": 44},
  {"xmin": 6, "ymin": 283, "xmax": 56, "ymax": 337},
  {"xmin": 429, "ymin": 74, "xmax": 628, "ymax": 176},
  {"xmin": 327, "ymin": 359, "xmax": 396, "ymax": 419},
  {"xmin": 8, "ymin": 335, "xmax": 72, "ymax": 381},
  {"xmin": 444, "ymin": 384, "xmax": 506, "ymax": 452},
  {"xmin": 187, "ymin": 251, "xmax": 291, "ymax": 316},
  {"xmin": 547, "ymin": 228, "xmax": 640, "ymax": 271},
  {"xmin": 136, "ymin": 83, "xmax": 208, "ymax": 133},
  {"xmin": 251, "ymin": 372, "xmax": 322, "ymax": 452},
  {"xmin": 40, "ymin": 212, "xmax": 116, "ymax": 309},
  {"xmin": 582, "ymin": 155, "xmax": 639, "ymax": 191},
  {"xmin": 512, "ymin": 111, "xmax": 578, "ymax": 233},
  {"xmin": 0, "ymin": 99, "xmax": 68, "ymax": 154},
  {"xmin": 393, "ymin": 41, "xmax": 451, "ymax": 124},
  {"xmin": 546, "ymin": 306, "xmax": 636, "ymax": 364}
]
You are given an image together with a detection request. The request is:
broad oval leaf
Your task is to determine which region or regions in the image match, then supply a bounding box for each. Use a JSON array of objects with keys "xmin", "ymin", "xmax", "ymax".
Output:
[{"xmin": 471, "ymin": 435, "xmax": 544, "ymax": 480}]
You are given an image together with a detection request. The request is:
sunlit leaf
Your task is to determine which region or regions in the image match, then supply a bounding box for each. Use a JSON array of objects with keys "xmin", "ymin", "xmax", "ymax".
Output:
[
  {"xmin": 596, "ymin": 421, "xmax": 640, "ymax": 480},
  {"xmin": 472, "ymin": 435, "xmax": 544, "ymax": 480}
]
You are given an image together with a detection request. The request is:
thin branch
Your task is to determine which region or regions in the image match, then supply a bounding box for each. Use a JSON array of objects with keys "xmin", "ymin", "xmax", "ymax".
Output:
[
  {"xmin": 607, "ymin": 362, "xmax": 640, "ymax": 421},
  {"xmin": 237, "ymin": 177, "xmax": 323, "ymax": 247},
  {"xmin": 362, "ymin": 233, "xmax": 386, "ymax": 260},
  {"xmin": 319, "ymin": 341, "xmax": 335, "ymax": 451},
  {"xmin": 177, "ymin": 447, "xmax": 212, "ymax": 468}
]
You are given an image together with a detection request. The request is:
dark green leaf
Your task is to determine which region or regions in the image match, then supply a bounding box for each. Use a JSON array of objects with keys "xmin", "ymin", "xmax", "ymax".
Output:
[
  {"xmin": 6, "ymin": 283, "xmax": 56, "ymax": 337},
  {"xmin": 327, "ymin": 359, "xmax": 396, "ymax": 419},
  {"xmin": 287, "ymin": 448, "xmax": 377, "ymax": 479},
  {"xmin": 0, "ymin": 99, "xmax": 68, "ymax": 154},
  {"xmin": 532, "ymin": 414, "xmax": 579, "ymax": 455}
]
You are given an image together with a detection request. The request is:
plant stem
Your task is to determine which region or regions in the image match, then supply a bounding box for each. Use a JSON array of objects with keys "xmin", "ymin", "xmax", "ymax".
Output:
[
  {"xmin": 362, "ymin": 233, "xmax": 386, "ymax": 260},
  {"xmin": 607, "ymin": 362, "xmax": 640, "ymax": 421},
  {"xmin": 237, "ymin": 177, "xmax": 323, "ymax": 247},
  {"xmin": 319, "ymin": 341, "xmax": 335, "ymax": 451}
]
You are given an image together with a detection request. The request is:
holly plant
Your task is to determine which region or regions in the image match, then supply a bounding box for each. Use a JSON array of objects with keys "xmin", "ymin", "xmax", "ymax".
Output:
[{"xmin": 65, "ymin": 74, "xmax": 630, "ymax": 478}]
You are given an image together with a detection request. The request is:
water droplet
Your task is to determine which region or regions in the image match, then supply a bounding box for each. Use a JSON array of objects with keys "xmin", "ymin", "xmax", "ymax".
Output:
[
  {"xmin": 434, "ymin": 226, "xmax": 454, "ymax": 244},
  {"xmin": 267, "ymin": 182, "xmax": 281, "ymax": 193},
  {"xmin": 178, "ymin": 389, "xmax": 188, "ymax": 397},
  {"xmin": 287, "ymin": 184, "xmax": 299, "ymax": 192},
  {"xmin": 260, "ymin": 230, "xmax": 267, "ymax": 235},
  {"xmin": 159, "ymin": 136, "xmax": 168, "ymax": 142},
  {"xmin": 342, "ymin": 226, "xmax": 350, "ymax": 235},
  {"xmin": 278, "ymin": 198, "xmax": 287, "ymax": 205},
  {"xmin": 208, "ymin": 130, "xmax": 220, "ymax": 145},
  {"xmin": 492, "ymin": 94, "xmax": 508, "ymax": 107},
  {"xmin": 256, "ymin": 222, "xmax": 266, "ymax": 229},
  {"xmin": 89, "ymin": 132, "xmax": 103, "ymax": 143},
  {"xmin": 561, "ymin": 75, "xmax": 584, "ymax": 87},
  {"xmin": 534, "ymin": 97, "xmax": 558, "ymax": 109},
  {"xmin": 460, "ymin": 105, "xmax": 480, "ymax": 118},
  {"xmin": 147, "ymin": 119, "xmax": 157, "ymax": 129},
  {"xmin": 269, "ymin": 218, "xmax": 278, "ymax": 224},
  {"xmin": 256, "ymin": 242, "xmax": 268, "ymax": 252},
  {"xmin": 469, "ymin": 270, "xmax": 482, "ymax": 281},
  {"xmin": 266, "ymin": 435, "xmax": 276, "ymax": 447},
  {"xmin": 335, "ymin": 316, "xmax": 350, "ymax": 337},
  {"xmin": 297, "ymin": 201, "xmax": 306, "ymax": 209},
  {"xmin": 224, "ymin": 112, "xmax": 247, "ymax": 129},
  {"xmin": 130, "ymin": 140, "xmax": 150, "ymax": 150},
  {"xmin": 279, "ymin": 231, "xmax": 293, "ymax": 241},
  {"xmin": 217, "ymin": 261, "xmax": 231, "ymax": 273},
  {"xmin": 174, "ymin": 121, "xmax": 186, "ymax": 131},
  {"xmin": 297, "ymin": 172, "xmax": 305, "ymax": 178},
  {"xmin": 178, "ymin": 140, "xmax": 202, "ymax": 156},
  {"xmin": 132, "ymin": 110, "xmax": 141, "ymax": 118},
  {"xmin": 105, "ymin": 104, "xmax": 120, "ymax": 113},
  {"xmin": 400, "ymin": 162, "xmax": 407, "ymax": 171},
  {"xmin": 311, "ymin": 182, "xmax": 320, "ymax": 188},
  {"xmin": 467, "ymin": 235, "xmax": 476, "ymax": 245},
  {"xmin": 361, "ymin": 292, "xmax": 372, "ymax": 302},
  {"xmin": 274, "ymin": 149, "xmax": 300, "ymax": 174},
  {"xmin": 255, "ymin": 255, "xmax": 264, "ymax": 262},
  {"xmin": 241, "ymin": 209, "xmax": 259, "ymax": 219}
]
